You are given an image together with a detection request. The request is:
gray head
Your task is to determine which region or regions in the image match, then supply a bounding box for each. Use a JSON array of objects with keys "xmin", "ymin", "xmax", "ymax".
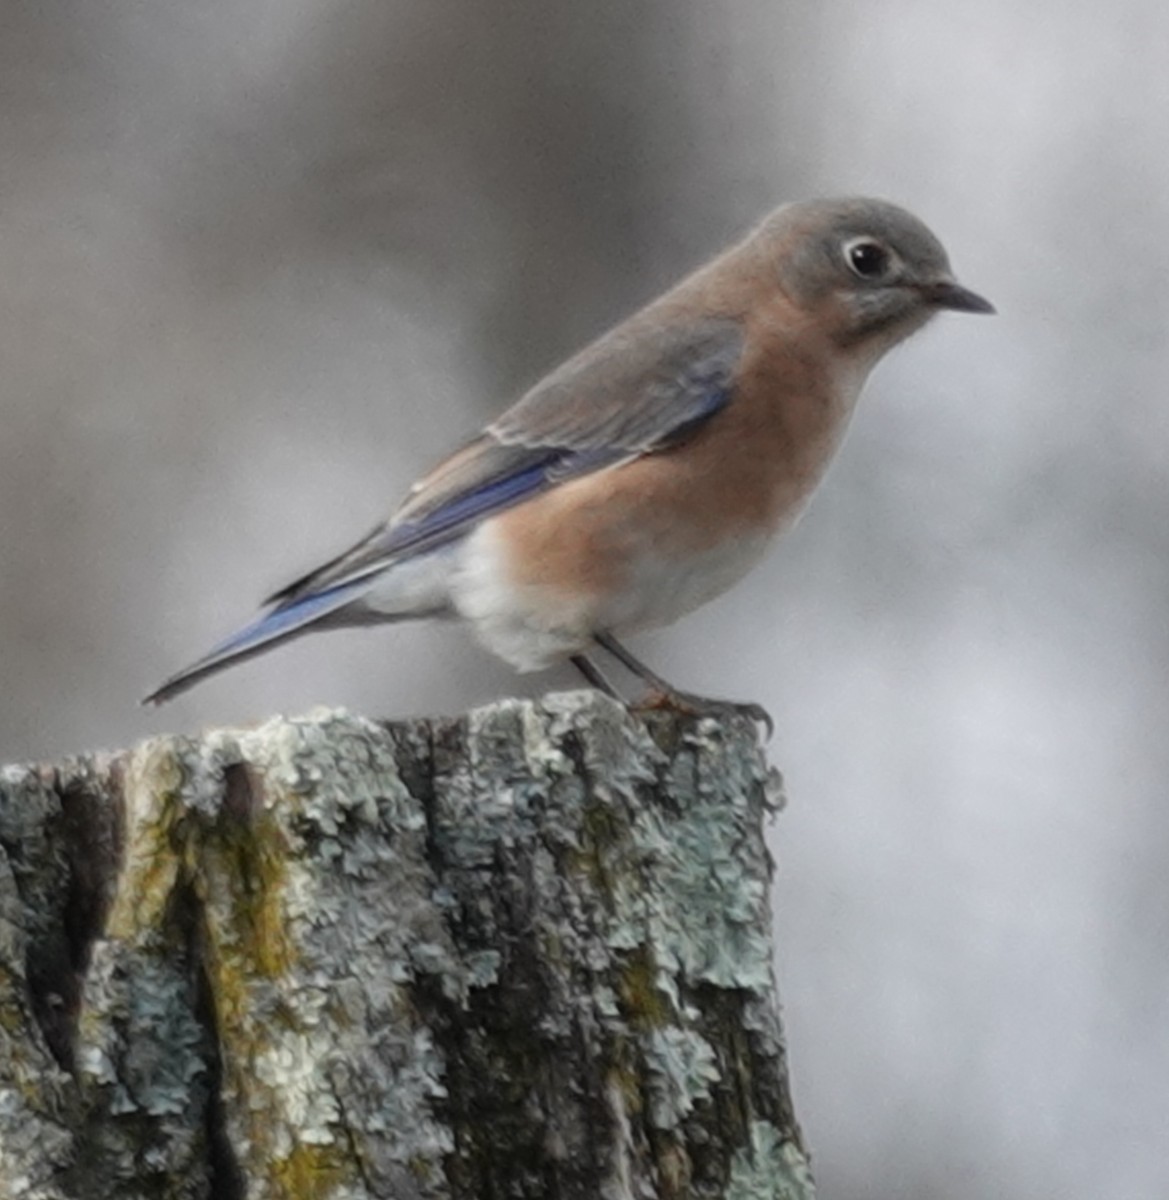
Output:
[{"xmin": 760, "ymin": 197, "xmax": 993, "ymax": 349}]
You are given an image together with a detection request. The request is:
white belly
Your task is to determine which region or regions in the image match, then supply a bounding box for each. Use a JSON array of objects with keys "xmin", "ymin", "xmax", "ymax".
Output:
[{"xmin": 448, "ymin": 520, "xmax": 773, "ymax": 672}]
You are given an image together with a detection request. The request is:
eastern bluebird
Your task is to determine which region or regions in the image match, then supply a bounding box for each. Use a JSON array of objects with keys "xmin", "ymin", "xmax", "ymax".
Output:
[{"xmin": 145, "ymin": 197, "xmax": 992, "ymax": 726}]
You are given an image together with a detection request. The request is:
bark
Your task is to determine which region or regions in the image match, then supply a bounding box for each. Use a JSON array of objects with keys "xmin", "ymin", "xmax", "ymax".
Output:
[{"xmin": 0, "ymin": 691, "xmax": 814, "ymax": 1199}]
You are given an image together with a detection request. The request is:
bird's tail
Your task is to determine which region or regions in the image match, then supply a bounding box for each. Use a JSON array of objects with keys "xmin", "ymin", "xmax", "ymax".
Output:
[{"xmin": 142, "ymin": 581, "xmax": 368, "ymax": 706}]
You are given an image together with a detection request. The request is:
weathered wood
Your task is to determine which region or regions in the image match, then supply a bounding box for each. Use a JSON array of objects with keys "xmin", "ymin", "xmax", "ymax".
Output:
[{"xmin": 0, "ymin": 691, "xmax": 813, "ymax": 1199}]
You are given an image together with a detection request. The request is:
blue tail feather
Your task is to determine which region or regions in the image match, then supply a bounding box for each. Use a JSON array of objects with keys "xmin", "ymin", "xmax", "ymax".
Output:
[{"xmin": 143, "ymin": 580, "xmax": 366, "ymax": 705}]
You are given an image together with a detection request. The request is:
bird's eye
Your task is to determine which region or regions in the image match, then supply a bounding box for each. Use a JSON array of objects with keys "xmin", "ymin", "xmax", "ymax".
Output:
[{"xmin": 844, "ymin": 238, "xmax": 891, "ymax": 280}]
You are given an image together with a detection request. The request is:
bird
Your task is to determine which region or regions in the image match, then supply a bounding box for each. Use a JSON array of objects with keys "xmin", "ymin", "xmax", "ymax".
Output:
[{"xmin": 145, "ymin": 197, "xmax": 993, "ymax": 727}]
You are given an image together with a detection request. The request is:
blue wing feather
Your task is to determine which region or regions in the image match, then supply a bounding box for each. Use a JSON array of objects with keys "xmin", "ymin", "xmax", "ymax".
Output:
[
  {"xmin": 212, "ymin": 582, "xmax": 368, "ymax": 658},
  {"xmin": 381, "ymin": 446, "xmax": 622, "ymax": 557},
  {"xmin": 142, "ymin": 579, "xmax": 371, "ymax": 704}
]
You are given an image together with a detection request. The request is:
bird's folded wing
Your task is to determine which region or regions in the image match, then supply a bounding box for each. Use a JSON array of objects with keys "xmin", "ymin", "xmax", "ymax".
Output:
[
  {"xmin": 266, "ymin": 316, "xmax": 743, "ymax": 606},
  {"xmin": 487, "ymin": 316, "xmax": 742, "ymax": 451}
]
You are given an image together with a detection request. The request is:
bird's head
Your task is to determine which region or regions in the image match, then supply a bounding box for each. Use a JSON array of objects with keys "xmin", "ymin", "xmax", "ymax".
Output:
[{"xmin": 761, "ymin": 197, "xmax": 994, "ymax": 355}]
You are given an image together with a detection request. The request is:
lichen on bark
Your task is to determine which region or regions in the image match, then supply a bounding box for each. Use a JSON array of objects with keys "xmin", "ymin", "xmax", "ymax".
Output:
[{"xmin": 0, "ymin": 691, "xmax": 813, "ymax": 1199}]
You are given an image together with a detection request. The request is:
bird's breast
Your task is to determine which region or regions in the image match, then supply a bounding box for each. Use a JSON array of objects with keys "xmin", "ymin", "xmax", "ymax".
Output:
[
  {"xmin": 447, "ymin": 348, "xmax": 863, "ymax": 671},
  {"xmin": 450, "ymin": 504, "xmax": 774, "ymax": 672}
]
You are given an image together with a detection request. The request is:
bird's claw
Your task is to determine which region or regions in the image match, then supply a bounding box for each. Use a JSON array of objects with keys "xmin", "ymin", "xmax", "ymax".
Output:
[{"xmin": 633, "ymin": 688, "xmax": 774, "ymax": 740}]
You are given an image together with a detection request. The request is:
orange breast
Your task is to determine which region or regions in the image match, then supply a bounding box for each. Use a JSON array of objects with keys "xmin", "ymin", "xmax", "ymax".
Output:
[{"xmin": 490, "ymin": 297, "xmax": 858, "ymax": 604}]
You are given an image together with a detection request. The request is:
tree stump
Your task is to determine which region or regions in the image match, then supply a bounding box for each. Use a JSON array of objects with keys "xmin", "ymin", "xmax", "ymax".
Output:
[{"xmin": 0, "ymin": 691, "xmax": 814, "ymax": 1199}]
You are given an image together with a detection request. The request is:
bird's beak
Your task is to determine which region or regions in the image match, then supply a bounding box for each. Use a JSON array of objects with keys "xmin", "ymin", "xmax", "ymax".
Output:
[{"xmin": 922, "ymin": 279, "xmax": 996, "ymax": 314}]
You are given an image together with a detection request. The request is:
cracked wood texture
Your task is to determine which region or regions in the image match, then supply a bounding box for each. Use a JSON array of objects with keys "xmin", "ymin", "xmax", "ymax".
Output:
[{"xmin": 0, "ymin": 691, "xmax": 814, "ymax": 1200}]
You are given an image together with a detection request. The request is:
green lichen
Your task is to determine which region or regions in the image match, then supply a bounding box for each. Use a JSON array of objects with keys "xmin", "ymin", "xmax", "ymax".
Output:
[
  {"xmin": 270, "ymin": 1140, "xmax": 351, "ymax": 1200},
  {"xmin": 212, "ymin": 711, "xmax": 455, "ymax": 1193},
  {"xmin": 606, "ymin": 1058, "xmax": 645, "ymax": 1119},
  {"xmin": 200, "ymin": 805, "xmax": 295, "ymax": 978},
  {"xmin": 191, "ymin": 795, "xmax": 298, "ymax": 1044},
  {"xmin": 0, "ymin": 965, "xmax": 24, "ymax": 1036},
  {"xmin": 617, "ymin": 944, "xmax": 674, "ymax": 1029},
  {"xmin": 643, "ymin": 1026, "xmax": 720, "ymax": 1128},
  {"xmin": 574, "ymin": 794, "xmax": 629, "ymax": 891},
  {"xmin": 726, "ymin": 1121, "xmax": 815, "ymax": 1200},
  {"xmin": 104, "ymin": 739, "xmax": 187, "ymax": 942}
]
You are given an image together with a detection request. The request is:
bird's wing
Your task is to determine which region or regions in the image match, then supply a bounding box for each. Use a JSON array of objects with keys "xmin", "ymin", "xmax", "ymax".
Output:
[
  {"xmin": 486, "ymin": 316, "xmax": 742, "ymax": 453},
  {"xmin": 143, "ymin": 317, "xmax": 743, "ymax": 705},
  {"xmin": 266, "ymin": 316, "xmax": 743, "ymax": 605}
]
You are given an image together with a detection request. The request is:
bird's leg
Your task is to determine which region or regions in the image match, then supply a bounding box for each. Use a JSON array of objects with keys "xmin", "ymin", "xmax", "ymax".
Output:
[
  {"xmin": 570, "ymin": 652, "xmax": 623, "ymax": 700},
  {"xmin": 593, "ymin": 632, "xmax": 774, "ymax": 738}
]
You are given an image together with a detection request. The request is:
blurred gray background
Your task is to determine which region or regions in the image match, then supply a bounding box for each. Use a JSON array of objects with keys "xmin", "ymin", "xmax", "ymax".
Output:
[{"xmin": 2, "ymin": 1, "xmax": 1166, "ymax": 1195}]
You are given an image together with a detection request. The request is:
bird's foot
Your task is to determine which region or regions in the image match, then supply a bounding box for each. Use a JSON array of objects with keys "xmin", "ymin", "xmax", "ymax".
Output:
[{"xmin": 632, "ymin": 687, "xmax": 774, "ymax": 740}]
